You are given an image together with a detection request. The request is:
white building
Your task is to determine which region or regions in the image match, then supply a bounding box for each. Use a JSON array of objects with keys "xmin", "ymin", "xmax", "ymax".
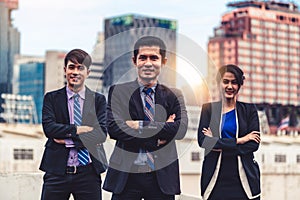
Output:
[{"xmin": 1, "ymin": 106, "xmax": 300, "ymax": 199}]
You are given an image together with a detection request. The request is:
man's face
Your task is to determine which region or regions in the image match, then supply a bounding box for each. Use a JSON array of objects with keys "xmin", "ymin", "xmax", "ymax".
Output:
[
  {"xmin": 64, "ymin": 60, "xmax": 90, "ymax": 91},
  {"xmin": 133, "ymin": 46, "xmax": 167, "ymax": 84}
]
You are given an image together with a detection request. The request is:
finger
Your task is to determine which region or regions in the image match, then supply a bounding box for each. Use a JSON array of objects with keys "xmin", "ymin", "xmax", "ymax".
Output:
[
  {"xmin": 252, "ymin": 131, "xmax": 260, "ymax": 135},
  {"xmin": 254, "ymin": 136, "xmax": 260, "ymax": 143}
]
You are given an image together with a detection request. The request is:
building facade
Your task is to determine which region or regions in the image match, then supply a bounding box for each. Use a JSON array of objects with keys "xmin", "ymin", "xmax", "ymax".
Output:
[
  {"xmin": 2, "ymin": 108, "xmax": 300, "ymax": 200},
  {"xmin": 88, "ymin": 32, "xmax": 105, "ymax": 93},
  {"xmin": 103, "ymin": 14, "xmax": 177, "ymax": 89},
  {"xmin": 18, "ymin": 62, "xmax": 45, "ymax": 123},
  {"xmin": 0, "ymin": 0, "xmax": 20, "ymax": 97},
  {"xmin": 44, "ymin": 50, "xmax": 66, "ymax": 93},
  {"xmin": 207, "ymin": 0, "xmax": 300, "ymax": 132}
]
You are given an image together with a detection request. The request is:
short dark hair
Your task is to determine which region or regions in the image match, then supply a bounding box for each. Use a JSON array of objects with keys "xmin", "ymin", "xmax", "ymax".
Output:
[
  {"xmin": 133, "ymin": 36, "xmax": 166, "ymax": 63},
  {"xmin": 64, "ymin": 49, "xmax": 92, "ymax": 69},
  {"xmin": 216, "ymin": 64, "xmax": 245, "ymax": 88}
]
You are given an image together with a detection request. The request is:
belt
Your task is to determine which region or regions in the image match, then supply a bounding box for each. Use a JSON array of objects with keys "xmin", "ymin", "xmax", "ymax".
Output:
[
  {"xmin": 131, "ymin": 164, "xmax": 153, "ymax": 173},
  {"xmin": 66, "ymin": 164, "xmax": 93, "ymax": 174}
]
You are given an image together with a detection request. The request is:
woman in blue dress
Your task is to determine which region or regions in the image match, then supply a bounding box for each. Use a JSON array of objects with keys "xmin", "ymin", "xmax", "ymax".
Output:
[{"xmin": 198, "ymin": 64, "xmax": 261, "ymax": 200}]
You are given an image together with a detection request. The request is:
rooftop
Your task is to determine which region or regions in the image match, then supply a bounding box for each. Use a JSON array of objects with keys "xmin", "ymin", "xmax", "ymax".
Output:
[{"xmin": 227, "ymin": 0, "xmax": 299, "ymax": 14}]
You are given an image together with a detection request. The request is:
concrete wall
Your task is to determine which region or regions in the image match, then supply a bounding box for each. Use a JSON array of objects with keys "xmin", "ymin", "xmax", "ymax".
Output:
[
  {"xmin": 0, "ymin": 173, "xmax": 201, "ymax": 200},
  {"xmin": 2, "ymin": 172, "xmax": 300, "ymax": 200}
]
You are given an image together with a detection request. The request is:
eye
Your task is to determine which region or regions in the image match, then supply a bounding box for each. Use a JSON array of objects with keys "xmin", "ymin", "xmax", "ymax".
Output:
[
  {"xmin": 231, "ymin": 80, "xmax": 238, "ymax": 85},
  {"xmin": 150, "ymin": 55, "xmax": 159, "ymax": 61},
  {"xmin": 78, "ymin": 65, "xmax": 86, "ymax": 71},
  {"xmin": 68, "ymin": 65, "xmax": 75, "ymax": 70},
  {"xmin": 223, "ymin": 79, "xmax": 229, "ymax": 84},
  {"xmin": 138, "ymin": 55, "xmax": 147, "ymax": 60}
]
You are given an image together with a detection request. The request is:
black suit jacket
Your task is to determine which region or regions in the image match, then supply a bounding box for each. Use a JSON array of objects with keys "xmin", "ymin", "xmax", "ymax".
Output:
[
  {"xmin": 198, "ymin": 101, "xmax": 261, "ymax": 199},
  {"xmin": 103, "ymin": 80, "xmax": 188, "ymax": 195},
  {"xmin": 39, "ymin": 86, "xmax": 107, "ymax": 175}
]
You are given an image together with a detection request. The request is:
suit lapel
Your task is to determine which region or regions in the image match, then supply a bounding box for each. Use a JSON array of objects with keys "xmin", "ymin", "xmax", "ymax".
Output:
[
  {"xmin": 210, "ymin": 101, "xmax": 222, "ymax": 137},
  {"xmin": 56, "ymin": 87, "xmax": 70, "ymax": 123},
  {"xmin": 129, "ymin": 80, "xmax": 144, "ymax": 120},
  {"xmin": 82, "ymin": 87, "xmax": 95, "ymax": 123},
  {"xmin": 154, "ymin": 84, "xmax": 167, "ymax": 121}
]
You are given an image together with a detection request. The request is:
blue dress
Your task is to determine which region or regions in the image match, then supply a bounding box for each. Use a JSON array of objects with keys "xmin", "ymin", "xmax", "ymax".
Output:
[{"xmin": 208, "ymin": 109, "xmax": 249, "ymax": 200}]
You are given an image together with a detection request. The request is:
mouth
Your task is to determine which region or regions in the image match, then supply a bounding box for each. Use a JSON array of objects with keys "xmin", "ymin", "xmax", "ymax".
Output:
[
  {"xmin": 142, "ymin": 69, "xmax": 155, "ymax": 74},
  {"xmin": 70, "ymin": 76, "xmax": 81, "ymax": 82},
  {"xmin": 225, "ymin": 90, "xmax": 235, "ymax": 95}
]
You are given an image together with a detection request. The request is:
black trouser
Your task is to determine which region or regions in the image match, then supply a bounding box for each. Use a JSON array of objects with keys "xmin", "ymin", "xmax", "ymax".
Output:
[
  {"xmin": 111, "ymin": 172, "xmax": 174, "ymax": 200},
  {"xmin": 41, "ymin": 164, "xmax": 102, "ymax": 200}
]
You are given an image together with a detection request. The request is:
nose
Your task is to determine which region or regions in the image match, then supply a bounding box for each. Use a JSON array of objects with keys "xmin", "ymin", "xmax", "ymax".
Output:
[
  {"xmin": 144, "ymin": 58, "xmax": 153, "ymax": 67},
  {"xmin": 72, "ymin": 67, "xmax": 80, "ymax": 74},
  {"xmin": 227, "ymin": 82, "xmax": 233, "ymax": 88}
]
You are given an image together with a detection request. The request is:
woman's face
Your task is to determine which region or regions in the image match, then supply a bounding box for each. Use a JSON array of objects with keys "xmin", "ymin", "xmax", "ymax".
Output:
[{"xmin": 219, "ymin": 72, "xmax": 240, "ymax": 101}]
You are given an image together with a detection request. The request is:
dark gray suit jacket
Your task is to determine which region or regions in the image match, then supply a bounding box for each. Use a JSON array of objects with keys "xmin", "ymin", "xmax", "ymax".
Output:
[
  {"xmin": 198, "ymin": 101, "xmax": 261, "ymax": 198},
  {"xmin": 39, "ymin": 86, "xmax": 107, "ymax": 175},
  {"xmin": 103, "ymin": 80, "xmax": 188, "ymax": 195}
]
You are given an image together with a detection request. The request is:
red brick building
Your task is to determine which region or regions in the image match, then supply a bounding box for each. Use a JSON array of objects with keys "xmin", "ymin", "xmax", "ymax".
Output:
[{"xmin": 207, "ymin": 0, "xmax": 300, "ymax": 133}]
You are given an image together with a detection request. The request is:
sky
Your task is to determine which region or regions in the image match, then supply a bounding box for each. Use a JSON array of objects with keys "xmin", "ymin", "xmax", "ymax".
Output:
[
  {"xmin": 13, "ymin": 0, "xmax": 230, "ymax": 56},
  {"xmin": 11, "ymin": 0, "xmax": 234, "ymax": 84}
]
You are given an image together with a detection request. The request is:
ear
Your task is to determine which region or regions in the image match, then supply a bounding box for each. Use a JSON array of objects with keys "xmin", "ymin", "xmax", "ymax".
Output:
[
  {"xmin": 162, "ymin": 57, "xmax": 167, "ymax": 65},
  {"xmin": 132, "ymin": 56, "xmax": 137, "ymax": 66},
  {"xmin": 87, "ymin": 69, "xmax": 91, "ymax": 76},
  {"xmin": 64, "ymin": 67, "xmax": 66, "ymax": 73}
]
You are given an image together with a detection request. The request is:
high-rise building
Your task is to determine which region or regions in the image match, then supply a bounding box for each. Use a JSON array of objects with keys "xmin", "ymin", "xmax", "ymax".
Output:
[
  {"xmin": 18, "ymin": 62, "xmax": 45, "ymax": 123},
  {"xmin": 13, "ymin": 55, "xmax": 45, "ymax": 124},
  {"xmin": 44, "ymin": 50, "xmax": 66, "ymax": 93},
  {"xmin": 89, "ymin": 32, "xmax": 105, "ymax": 93},
  {"xmin": 103, "ymin": 14, "xmax": 177, "ymax": 88},
  {"xmin": 0, "ymin": 0, "xmax": 20, "ymax": 94},
  {"xmin": 207, "ymin": 0, "xmax": 300, "ymax": 131}
]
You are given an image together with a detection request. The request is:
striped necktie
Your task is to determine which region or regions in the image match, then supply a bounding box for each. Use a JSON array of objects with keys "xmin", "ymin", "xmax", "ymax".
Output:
[
  {"xmin": 73, "ymin": 94, "xmax": 90, "ymax": 166},
  {"xmin": 143, "ymin": 87, "xmax": 155, "ymax": 170}
]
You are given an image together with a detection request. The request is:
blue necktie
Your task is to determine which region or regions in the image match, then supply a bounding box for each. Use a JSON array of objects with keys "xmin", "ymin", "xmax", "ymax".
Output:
[
  {"xmin": 143, "ymin": 88, "xmax": 155, "ymax": 170},
  {"xmin": 73, "ymin": 94, "xmax": 90, "ymax": 166}
]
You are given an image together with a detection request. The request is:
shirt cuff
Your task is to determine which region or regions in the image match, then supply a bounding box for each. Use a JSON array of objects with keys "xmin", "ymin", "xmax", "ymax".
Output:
[
  {"xmin": 139, "ymin": 121, "xmax": 143, "ymax": 134},
  {"xmin": 65, "ymin": 139, "xmax": 75, "ymax": 148}
]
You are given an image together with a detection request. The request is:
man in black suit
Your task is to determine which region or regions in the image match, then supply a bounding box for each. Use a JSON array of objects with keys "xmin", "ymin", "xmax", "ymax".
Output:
[
  {"xmin": 40, "ymin": 49, "xmax": 107, "ymax": 200},
  {"xmin": 103, "ymin": 36, "xmax": 188, "ymax": 200}
]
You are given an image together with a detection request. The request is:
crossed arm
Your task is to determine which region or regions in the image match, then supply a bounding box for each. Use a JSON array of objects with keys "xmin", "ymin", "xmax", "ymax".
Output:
[{"xmin": 198, "ymin": 103, "xmax": 261, "ymax": 155}]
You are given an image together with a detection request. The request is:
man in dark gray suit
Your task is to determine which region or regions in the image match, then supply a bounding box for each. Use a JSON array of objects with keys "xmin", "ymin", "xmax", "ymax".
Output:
[
  {"xmin": 40, "ymin": 49, "xmax": 107, "ymax": 200},
  {"xmin": 103, "ymin": 36, "xmax": 188, "ymax": 200}
]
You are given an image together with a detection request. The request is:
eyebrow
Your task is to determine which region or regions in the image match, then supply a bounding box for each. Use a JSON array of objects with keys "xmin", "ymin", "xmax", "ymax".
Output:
[{"xmin": 138, "ymin": 55, "xmax": 159, "ymax": 59}]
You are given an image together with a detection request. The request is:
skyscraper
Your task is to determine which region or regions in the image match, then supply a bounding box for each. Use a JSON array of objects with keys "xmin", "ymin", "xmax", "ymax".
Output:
[
  {"xmin": 18, "ymin": 62, "xmax": 45, "ymax": 123},
  {"xmin": 103, "ymin": 14, "xmax": 177, "ymax": 88},
  {"xmin": 207, "ymin": 0, "xmax": 300, "ymax": 131},
  {"xmin": 13, "ymin": 55, "xmax": 45, "ymax": 124},
  {"xmin": 208, "ymin": 0, "xmax": 300, "ymax": 104},
  {"xmin": 0, "ymin": 0, "xmax": 20, "ymax": 94}
]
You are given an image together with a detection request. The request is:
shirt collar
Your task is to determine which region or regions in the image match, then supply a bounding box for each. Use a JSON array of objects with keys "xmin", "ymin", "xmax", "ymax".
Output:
[
  {"xmin": 66, "ymin": 86, "xmax": 86, "ymax": 100},
  {"xmin": 137, "ymin": 80, "xmax": 157, "ymax": 94}
]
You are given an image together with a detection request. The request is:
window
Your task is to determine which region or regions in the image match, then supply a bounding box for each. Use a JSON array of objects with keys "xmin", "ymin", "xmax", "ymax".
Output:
[
  {"xmin": 191, "ymin": 152, "xmax": 201, "ymax": 161},
  {"xmin": 297, "ymin": 155, "xmax": 300, "ymax": 163},
  {"xmin": 275, "ymin": 154, "xmax": 286, "ymax": 163},
  {"xmin": 13, "ymin": 148, "xmax": 34, "ymax": 160}
]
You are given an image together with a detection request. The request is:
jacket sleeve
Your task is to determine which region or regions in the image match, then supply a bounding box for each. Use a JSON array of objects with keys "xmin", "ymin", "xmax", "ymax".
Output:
[
  {"xmin": 106, "ymin": 85, "xmax": 148, "ymax": 146},
  {"xmin": 198, "ymin": 103, "xmax": 237, "ymax": 154},
  {"xmin": 143, "ymin": 89, "xmax": 188, "ymax": 141},
  {"xmin": 79, "ymin": 93, "xmax": 107, "ymax": 147},
  {"xmin": 226, "ymin": 104, "xmax": 260, "ymax": 156},
  {"xmin": 198, "ymin": 103, "xmax": 260, "ymax": 156},
  {"xmin": 142, "ymin": 89, "xmax": 188, "ymax": 151},
  {"xmin": 42, "ymin": 92, "xmax": 77, "ymax": 139}
]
